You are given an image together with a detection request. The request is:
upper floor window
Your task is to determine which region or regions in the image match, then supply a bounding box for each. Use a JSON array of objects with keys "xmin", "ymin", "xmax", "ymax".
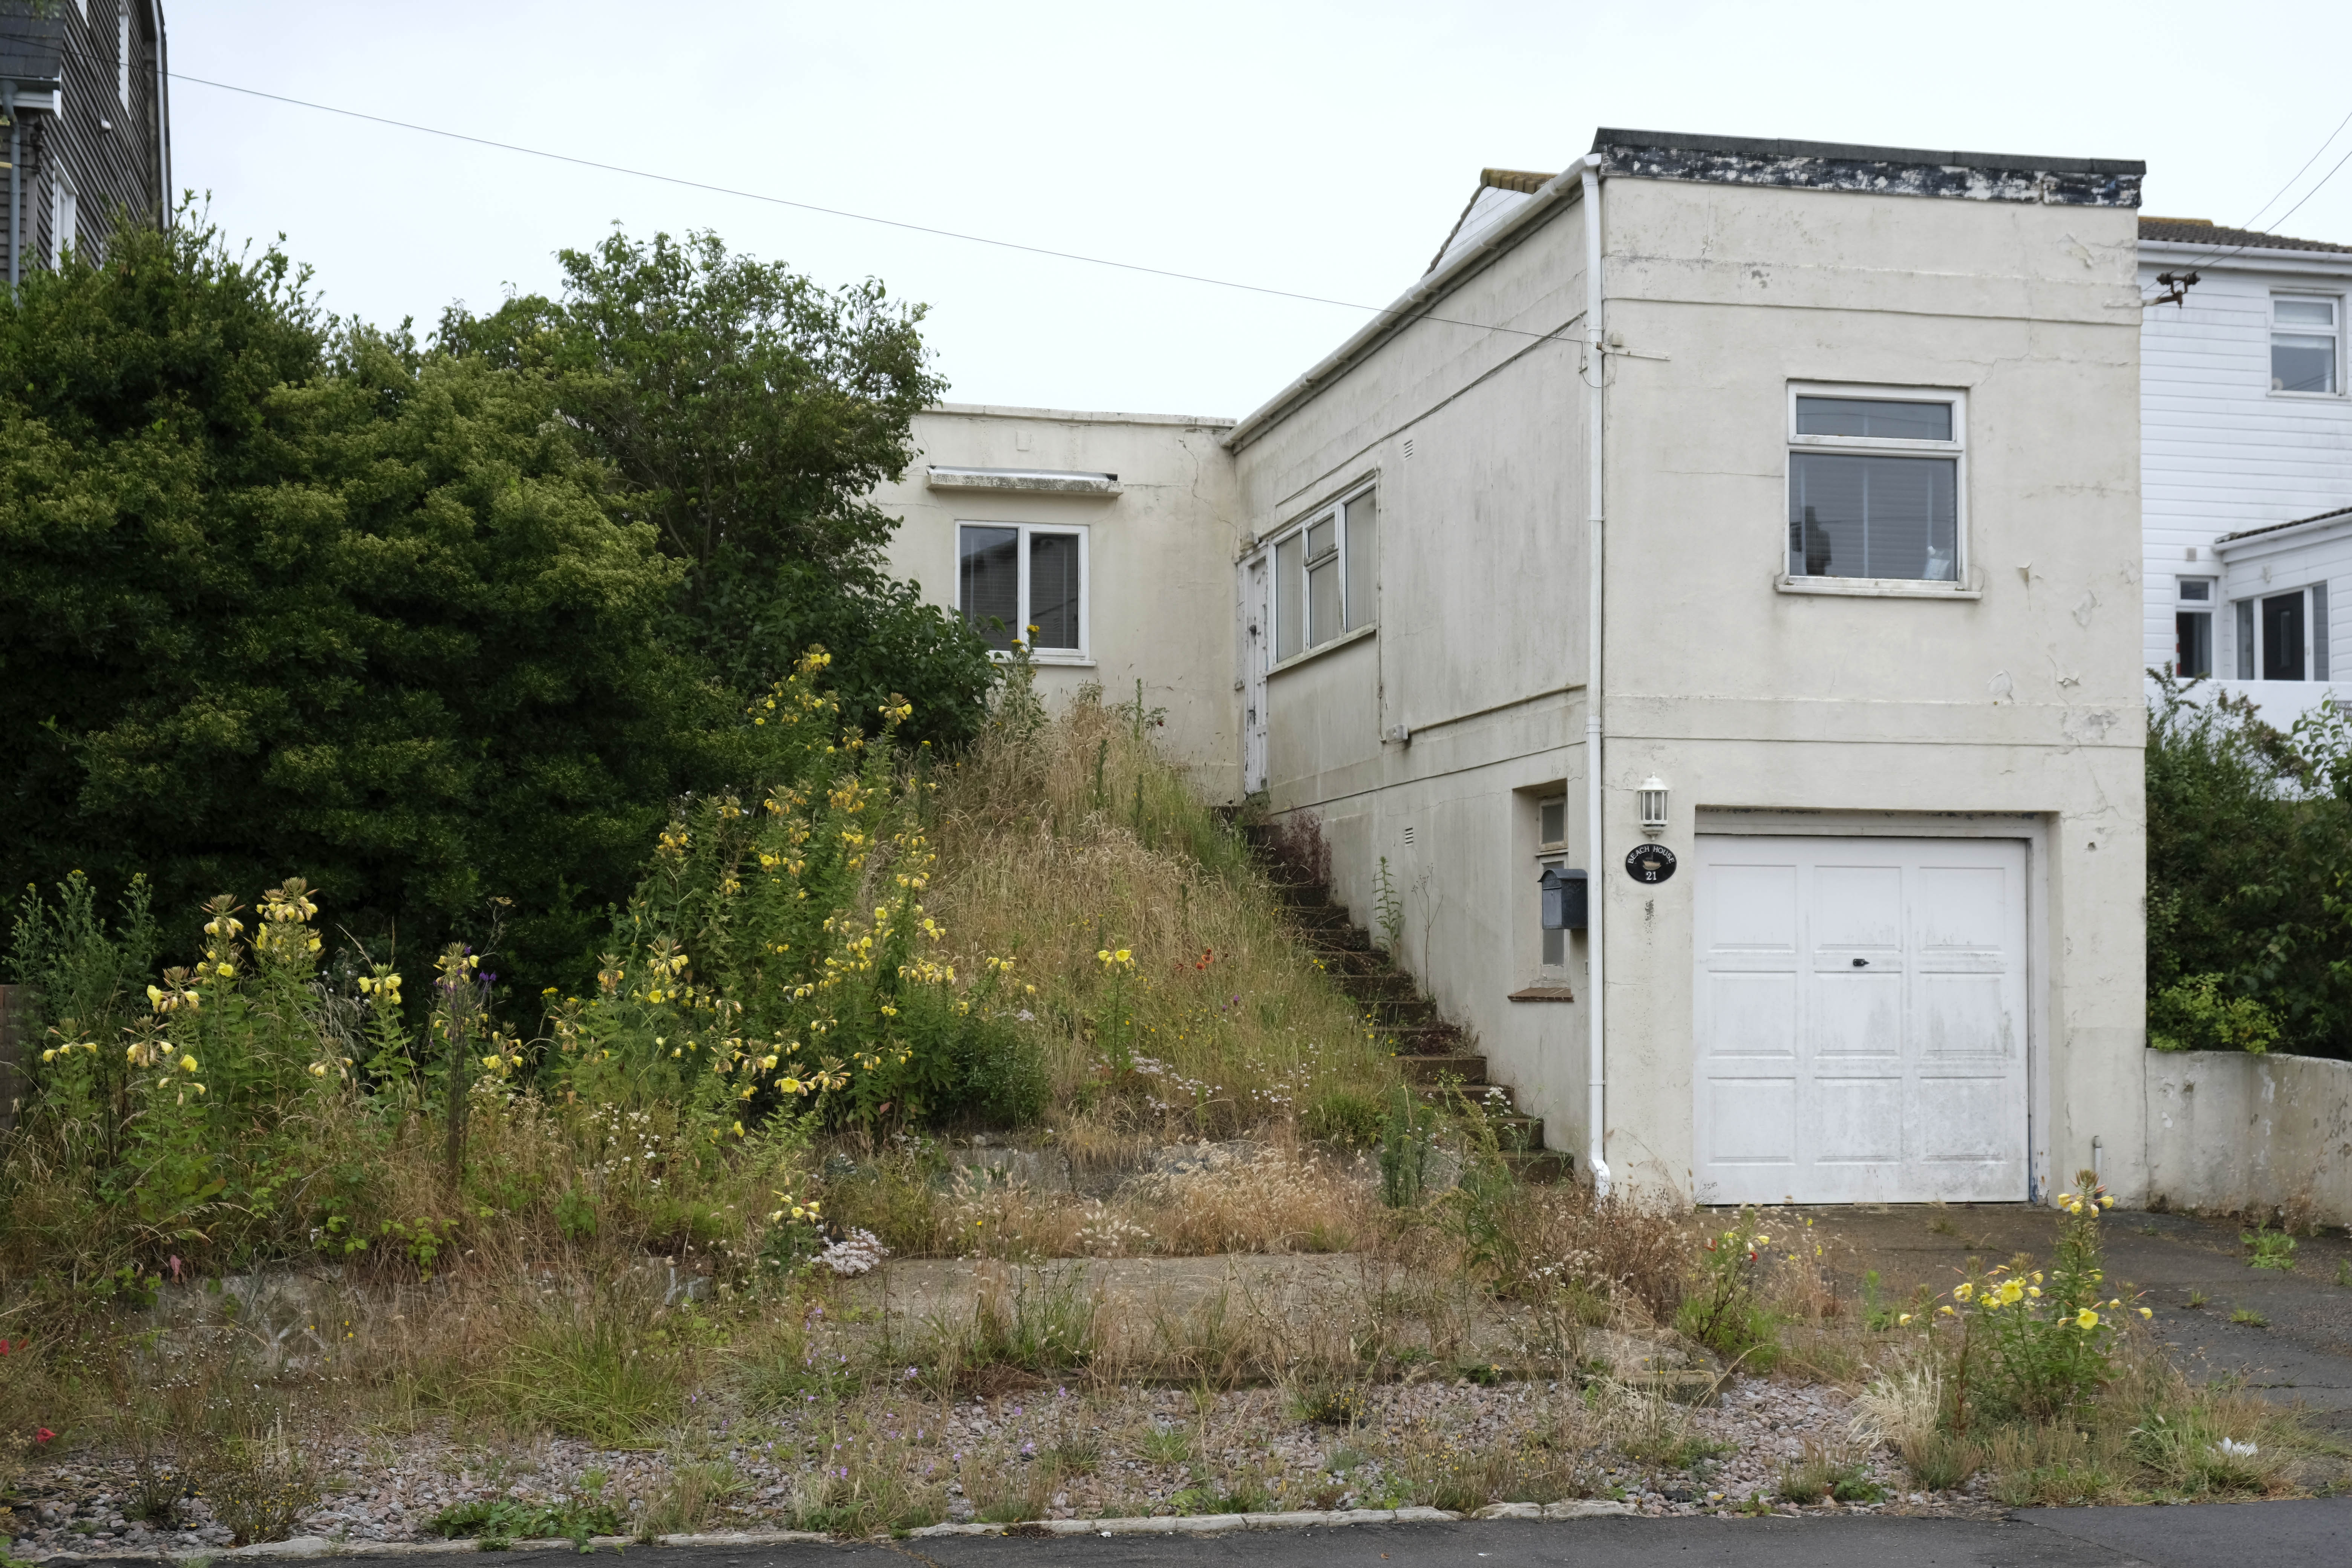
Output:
[
  {"xmin": 118, "ymin": 12, "xmax": 132, "ymax": 107},
  {"xmin": 1272, "ymin": 485, "xmax": 1377, "ymax": 662},
  {"xmin": 956, "ymin": 522, "xmax": 1087, "ymax": 660},
  {"xmin": 2272, "ymin": 296, "xmax": 2340, "ymax": 394},
  {"xmin": 1787, "ymin": 388, "xmax": 1964, "ymax": 584}
]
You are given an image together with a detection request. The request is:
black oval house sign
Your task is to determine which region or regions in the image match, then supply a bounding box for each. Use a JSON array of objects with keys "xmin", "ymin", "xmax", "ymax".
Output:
[{"xmin": 1624, "ymin": 844, "xmax": 1678, "ymax": 884}]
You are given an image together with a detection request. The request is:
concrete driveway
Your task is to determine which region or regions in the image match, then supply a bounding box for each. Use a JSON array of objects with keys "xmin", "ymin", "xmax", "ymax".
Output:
[{"xmin": 1801, "ymin": 1204, "xmax": 2352, "ymax": 1435}]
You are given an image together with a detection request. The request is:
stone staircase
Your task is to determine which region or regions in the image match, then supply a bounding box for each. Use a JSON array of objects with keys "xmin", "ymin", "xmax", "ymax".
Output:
[{"xmin": 1246, "ymin": 832, "xmax": 1569, "ymax": 1182}]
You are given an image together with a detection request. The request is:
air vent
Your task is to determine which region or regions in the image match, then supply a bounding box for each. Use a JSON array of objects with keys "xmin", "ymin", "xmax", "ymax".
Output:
[
  {"xmin": 1402, "ymin": 438, "xmax": 1416, "ymax": 460},
  {"xmin": 1401, "ymin": 824, "xmax": 1416, "ymax": 845}
]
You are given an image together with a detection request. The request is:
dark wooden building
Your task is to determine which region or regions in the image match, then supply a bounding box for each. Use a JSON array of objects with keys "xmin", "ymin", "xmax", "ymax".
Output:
[{"xmin": 0, "ymin": 0, "xmax": 170, "ymax": 287}]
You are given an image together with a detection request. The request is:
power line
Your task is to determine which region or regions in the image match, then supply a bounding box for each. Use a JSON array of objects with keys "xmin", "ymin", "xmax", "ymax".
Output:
[
  {"xmin": 2239, "ymin": 105, "xmax": 2352, "ymax": 232},
  {"xmin": 164, "ymin": 69, "xmax": 1584, "ymax": 348}
]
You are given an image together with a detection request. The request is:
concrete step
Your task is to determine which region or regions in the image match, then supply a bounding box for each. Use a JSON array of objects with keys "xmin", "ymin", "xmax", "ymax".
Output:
[
  {"xmin": 1419, "ymin": 1082, "xmax": 1514, "ymax": 1111},
  {"xmin": 1361, "ymin": 996, "xmax": 1439, "ymax": 1026},
  {"xmin": 1396, "ymin": 1052, "xmax": 1488, "ymax": 1084},
  {"xmin": 1303, "ymin": 925, "xmax": 1374, "ymax": 954},
  {"xmin": 1503, "ymin": 1149, "xmax": 1573, "ymax": 1184},
  {"xmin": 1380, "ymin": 1021, "xmax": 1464, "ymax": 1052},
  {"xmin": 1334, "ymin": 969, "xmax": 1419, "ymax": 1002},
  {"xmin": 1479, "ymin": 1113, "xmax": 1546, "ymax": 1152}
]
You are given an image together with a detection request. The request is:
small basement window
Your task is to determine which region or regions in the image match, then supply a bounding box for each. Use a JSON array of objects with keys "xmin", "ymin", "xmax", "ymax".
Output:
[
  {"xmin": 2272, "ymin": 296, "xmax": 2341, "ymax": 394},
  {"xmin": 1787, "ymin": 388, "xmax": 1963, "ymax": 585},
  {"xmin": 956, "ymin": 522, "xmax": 1087, "ymax": 658}
]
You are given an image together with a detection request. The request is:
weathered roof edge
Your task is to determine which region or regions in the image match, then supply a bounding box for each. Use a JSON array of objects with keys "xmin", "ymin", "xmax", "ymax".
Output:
[
  {"xmin": 2214, "ymin": 504, "xmax": 2352, "ymax": 551},
  {"xmin": 926, "ymin": 401, "xmax": 1234, "ymax": 429},
  {"xmin": 1592, "ymin": 128, "xmax": 2142, "ymax": 178},
  {"xmin": 1591, "ymin": 129, "xmax": 2142, "ymax": 208}
]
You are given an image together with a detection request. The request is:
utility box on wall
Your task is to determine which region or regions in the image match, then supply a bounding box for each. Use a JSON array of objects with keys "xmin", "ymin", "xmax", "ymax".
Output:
[{"xmin": 1540, "ymin": 865, "xmax": 1587, "ymax": 932}]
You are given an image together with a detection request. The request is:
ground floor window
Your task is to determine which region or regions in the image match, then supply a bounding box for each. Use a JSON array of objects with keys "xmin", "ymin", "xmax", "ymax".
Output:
[
  {"xmin": 1537, "ymin": 794, "xmax": 1568, "ymax": 972},
  {"xmin": 2176, "ymin": 576, "xmax": 2213, "ymax": 678},
  {"xmin": 956, "ymin": 522, "xmax": 1087, "ymax": 657},
  {"xmin": 2233, "ymin": 582, "xmax": 2329, "ymax": 681}
]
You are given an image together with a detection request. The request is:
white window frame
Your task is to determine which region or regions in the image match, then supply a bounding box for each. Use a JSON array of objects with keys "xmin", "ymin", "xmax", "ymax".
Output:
[
  {"xmin": 1536, "ymin": 794, "xmax": 1570, "ymax": 979},
  {"xmin": 118, "ymin": 11, "xmax": 132, "ymax": 108},
  {"xmin": 2231, "ymin": 581, "xmax": 2329, "ymax": 682},
  {"xmin": 48, "ymin": 168, "xmax": 75, "ymax": 268},
  {"xmin": 952, "ymin": 521, "xmax": 1091, "ymax": 665},
  {"xmin": 2174, "ymin": 577, "xmax": 2215, "ymax": 679},
  {"xmin": 1267, "ymin": 480, "xmax": 1377, "ymax": 667},
  {"xmin": 2270, "ymin": 292, "xmax": 2344, "ymax": 398},
  {"xmin": 1781, "ymin": 383, "xmax": 1971, "ymax": 597}
]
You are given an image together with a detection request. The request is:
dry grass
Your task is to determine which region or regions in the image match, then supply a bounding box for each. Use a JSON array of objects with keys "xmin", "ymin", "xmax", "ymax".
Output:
[{"xmin": 928, "ymin": 688, "xmax": 1395, "ymax": 1138}]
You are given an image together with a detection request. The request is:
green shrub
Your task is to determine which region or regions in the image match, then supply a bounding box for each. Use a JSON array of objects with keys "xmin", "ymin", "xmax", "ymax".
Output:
[{"xmin": 2148, "ymin": 974, "xmax": 2279, "ymax": 1053}]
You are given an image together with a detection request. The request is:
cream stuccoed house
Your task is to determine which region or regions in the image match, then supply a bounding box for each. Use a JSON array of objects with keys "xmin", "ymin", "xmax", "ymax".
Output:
[{"xmin": 873, "ymin": 129, "xmax": 2150, "ymax": 1208}]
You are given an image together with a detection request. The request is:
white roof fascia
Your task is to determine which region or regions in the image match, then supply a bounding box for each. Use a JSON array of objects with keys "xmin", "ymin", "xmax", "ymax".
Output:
[
  {"xmin": 1222, "ymin": 167, "xmax": 1586, "ymax": 453},
  {"xmin": 925, "ymin": 466, "xmax": 1122, "ymax": 496},
  {"xmin": 2138, "ymin": 239, "xmax": 2352, "ymax": 277},
  {"xmin": 2213, "ymin": 512, "xmax": 2352, "ymax": 559},
  {"xmin": 927, "ymin": 402, "xmax": 1234, "ymax": 429}
]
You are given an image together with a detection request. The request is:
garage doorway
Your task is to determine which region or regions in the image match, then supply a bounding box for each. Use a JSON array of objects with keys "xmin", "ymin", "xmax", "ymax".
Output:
[{"xmin": 1692, "ymin": 835, "xmax": 2029, "ymax": 1204}]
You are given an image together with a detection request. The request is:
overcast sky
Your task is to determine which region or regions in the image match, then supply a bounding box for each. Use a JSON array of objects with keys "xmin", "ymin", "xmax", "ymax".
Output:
[{"xmin": 172, "ymin": 0, "xmax": 2352, "ymax": 420}]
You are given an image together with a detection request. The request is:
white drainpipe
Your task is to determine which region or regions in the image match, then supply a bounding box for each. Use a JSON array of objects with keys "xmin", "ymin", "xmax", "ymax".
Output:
[{"xmin": 1580, "ymin": 153, "xmax": 1611, "ymax": 1198}]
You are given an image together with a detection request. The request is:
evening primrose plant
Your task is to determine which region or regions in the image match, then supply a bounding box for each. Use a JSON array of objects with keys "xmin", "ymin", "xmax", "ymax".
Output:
[{"xmin": 550, "ymin": 648, "xmax": 1043, "ymax": 1132}]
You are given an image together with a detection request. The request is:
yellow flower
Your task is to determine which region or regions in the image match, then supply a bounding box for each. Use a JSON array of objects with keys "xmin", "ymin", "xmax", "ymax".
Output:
[
  {"xmin": 2026, "ymin": 1286, "xmax": 2041, "ymax": 1298},
  {"xmin": 1952, "ymin": 1282, "xmax": 1974, "ymax": 1301},
  {"xmin": 309, "ymin": 1063, "xmax": 328, "ymax": 1078},
  {"xmin": 2075, "ymin": 1308, "xmax": 2100, "ymax": 1329},
  {"xmin": 1897, "ymin": 1313, "xmax": 1913, "ymax": 1326},
  {"xmin": 1937, "ymin": 1305, "xmax": 1955, "ymax": 1316},
  {"xmin": 179, "ymin": 1054, "xmax": 199, "ymax": 1073},
  {"xmin": 2139, "ymin": 1307, "xmax": 2153, "ymax": 1319},
  {"xmin": 216, "ymin": 962, "xmax": 233, "ymax": 977}
]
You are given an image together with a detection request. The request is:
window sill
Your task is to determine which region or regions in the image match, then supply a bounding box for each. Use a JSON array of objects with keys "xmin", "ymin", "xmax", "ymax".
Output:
[
  {"xmin": 1508, "ymin": 985, "xmax": 1579, "ymax": 1002},
  {"xmin": 987, "ymin": 651, "xmax": 1095, "ymax": 668},
  {"xmin": 2266, "ymin": 390, "xmax": 2346, "ymax": 401},
  {"xmin": 1776, "ymin": 574, "xmax": 1981, "ymax": 601},
  {"xmin": 1269, "ymin": 623, "xmax": 1376, "ymax": 676}
]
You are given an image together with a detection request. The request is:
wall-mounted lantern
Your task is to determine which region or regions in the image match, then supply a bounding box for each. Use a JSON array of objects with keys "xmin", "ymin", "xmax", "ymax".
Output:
[
  {"xmin": 1539, "ymin": 865, "xmax": 1588, "ymax": 932},
  {"xmin": 1638, "ymin": 776, "xmax": 1669, "ymax": 838}
]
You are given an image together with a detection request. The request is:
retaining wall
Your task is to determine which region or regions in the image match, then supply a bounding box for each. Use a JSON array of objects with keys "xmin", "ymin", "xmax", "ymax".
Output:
[{"xmin": 2144, "ymin": 1049, "xmax": 2352, "ymax": 1224}]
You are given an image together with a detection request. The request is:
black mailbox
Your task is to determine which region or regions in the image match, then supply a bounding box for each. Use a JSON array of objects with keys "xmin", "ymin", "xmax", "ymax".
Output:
[{"xmin": 1540, "ymin": 865, "xmax": 1587, "ymax": 931}]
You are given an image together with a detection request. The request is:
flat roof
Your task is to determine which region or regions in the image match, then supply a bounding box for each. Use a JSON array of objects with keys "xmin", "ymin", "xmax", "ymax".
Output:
[{"xmin": 1591, "ymin": 128, "xmax": 2144, "ymax": 178}]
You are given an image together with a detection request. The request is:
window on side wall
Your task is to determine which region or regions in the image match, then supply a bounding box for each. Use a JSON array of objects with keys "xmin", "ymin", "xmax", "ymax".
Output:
[
  {"xmin": 48, "ymin": 170, "xmax": 75, "ymax": 268},
  {"xmin": 955, "ymin": 522, "xmax": 1087, "ymax": 660},
  {"xmin": 2272, "ymin": 296, "xmax": 2341, "ymax": 394},
  {"xmin": 2175, "ymin": 578, "xmax": 2214, "ymax": 678},
  {"xmin": 1537, "ymin": 795, "xmax": 1569, "ymax": 974},
  {"xmin": 1787, "ymin": 388, "xmax": 1964, "ymax": 585},
  {"xmin": 2231, "ymin": 582, "xmax": 2329, "ymax": 681},
  {"xmin": 1270, "ymin": 485, "xmax": 1377, "ymax": 662}
]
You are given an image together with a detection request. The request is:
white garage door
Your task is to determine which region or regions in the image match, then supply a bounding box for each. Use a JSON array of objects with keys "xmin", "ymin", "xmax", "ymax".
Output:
[{"xmin": 1693, "ymin": 835, "xmax": 2029, "ymax": 1205}]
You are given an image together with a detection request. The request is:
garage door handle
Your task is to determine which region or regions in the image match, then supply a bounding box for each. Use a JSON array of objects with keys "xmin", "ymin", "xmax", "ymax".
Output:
[{"xmin": 1852, "ymin": 958, "xmax": 1869, "ymax": 967}]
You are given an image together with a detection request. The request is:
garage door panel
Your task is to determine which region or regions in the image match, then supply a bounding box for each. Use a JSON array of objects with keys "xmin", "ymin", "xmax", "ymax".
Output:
[
  {"xmin": 1811, "ymin": 972, "xmax": 1902, "ymax": 1057},
  {"xmin": 1811, "ymin": 864, "xmax": 1903, "ymax": 950},
  {"xmin": 1918, "ymin": 974, "xmax": 2014, "ymax": 1058},
  {"xmin": 1701, "ymin": 1075, "xmax": 1796, "ymax": 1165},
  {"xmin": 1812, "ymin": 1075, "xmax": 1903, "ymax": 1162},
  {"xmin": 1696, "ymin": 835, "xmax": 2028, "ymax": 1205},
  {"xmin": 1912, "ymin": 1075, "xmax": 2021, "ymax": 1163},
  {"xmin": 1703, "ymin": 973, "xmax": 1798, "ymax": 1059},
  {"xmin": 1706, "ymin": 862, "xmax": 1799, "ymax": 949},
  {"xmin": 1916, "ymin": 865, "xmax": 2012, "ymax": 951}
]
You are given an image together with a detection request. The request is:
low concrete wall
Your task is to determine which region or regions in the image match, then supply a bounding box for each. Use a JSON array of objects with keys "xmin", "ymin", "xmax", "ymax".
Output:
[{"xmin": 2145, "ymin": 1050, "xmax": 2352, "ymax": 1224}]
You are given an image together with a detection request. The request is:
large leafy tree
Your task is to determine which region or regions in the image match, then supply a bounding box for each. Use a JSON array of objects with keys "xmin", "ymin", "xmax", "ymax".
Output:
[
  {"xmin": 440, "ymin": 230, "xmax": 997, "ymax": 747},
  {"xmin": 0, "ymin": 221, "xmax": 726, "ymax": 989}
]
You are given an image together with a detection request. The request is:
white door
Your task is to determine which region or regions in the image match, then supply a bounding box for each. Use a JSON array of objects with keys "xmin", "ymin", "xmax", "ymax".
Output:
[
  {"xmin": 1243, "ymin": 556, "xmax": 1269, "ymax": 794},
  {"xmin": 1692, "ymin": 835, "xmax": 2029, "ymax": 1204}
]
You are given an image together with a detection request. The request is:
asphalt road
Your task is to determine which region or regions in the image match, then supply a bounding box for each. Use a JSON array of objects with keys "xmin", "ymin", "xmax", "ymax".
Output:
[{"xmin": 270, "ymin": 1504, "xmax": 2352, "ymax": 1568}]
